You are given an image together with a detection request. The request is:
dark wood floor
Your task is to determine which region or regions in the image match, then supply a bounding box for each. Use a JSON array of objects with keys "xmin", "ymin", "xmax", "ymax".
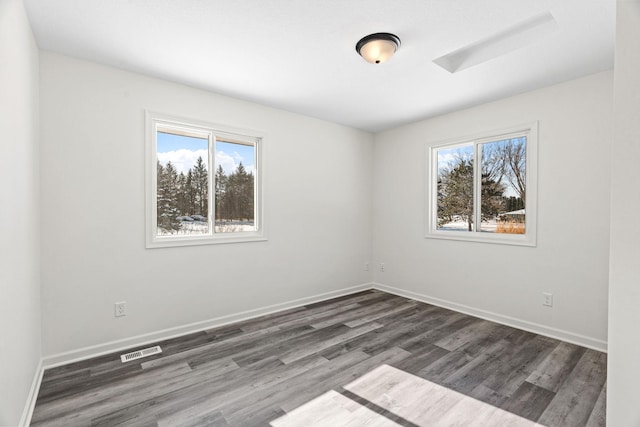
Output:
[{"xmin": 31, "ymin": 290, "xmax": 606, "ymax": 426}]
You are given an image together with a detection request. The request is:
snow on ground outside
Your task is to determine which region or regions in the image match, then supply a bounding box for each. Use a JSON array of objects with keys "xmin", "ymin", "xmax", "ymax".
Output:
[
  {"xmin": 439, "ymin": 219, "xmax": 498, "ymax": 232},
  {"xmin": 157, "ymin": 221, "xmax": 255, "ymax": 236}
]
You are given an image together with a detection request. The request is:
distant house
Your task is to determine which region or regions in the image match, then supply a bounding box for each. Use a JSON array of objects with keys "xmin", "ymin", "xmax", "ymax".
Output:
[{"xmin": 499, "ymin": 209, "xmax": 525, "ymax": 222}]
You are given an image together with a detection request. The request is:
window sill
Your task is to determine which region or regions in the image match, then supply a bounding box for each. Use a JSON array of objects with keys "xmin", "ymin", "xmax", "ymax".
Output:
[
  {"xmin": 146, "ymin": 232, "xmax": 267, "ymax": 249},
  {"xmin": 425, "ymin": 230, "xmax": 536, "ymax": 247}
]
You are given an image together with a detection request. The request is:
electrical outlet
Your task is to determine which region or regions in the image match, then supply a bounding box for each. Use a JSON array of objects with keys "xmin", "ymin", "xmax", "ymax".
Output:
[
  {"xmin": 115, "ymin": 301, "xmax": 127, "ymax": 317},
  {"xmin": 380, "ymin": 263, "xmax": 385, "ymax": 272},
  {"xmin": 364, "ymin": 262, "xmax": 369, "ymax": 271},
  {"xmin": 542, "ymin": 292, "xmax": 553, "ymax": 307}
]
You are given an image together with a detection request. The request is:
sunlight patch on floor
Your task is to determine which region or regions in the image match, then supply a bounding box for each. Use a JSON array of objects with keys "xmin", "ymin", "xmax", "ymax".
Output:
[
  {"xmin": 270, "ymin": 389, "xmax": 400, "ymax": 427},
  {"xmin": 271, "ymin": 364, "xmax": 545, "ymax": 427}
]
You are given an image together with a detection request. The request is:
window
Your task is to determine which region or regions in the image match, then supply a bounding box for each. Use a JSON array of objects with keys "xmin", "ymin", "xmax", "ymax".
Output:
[
  {"xmin": 426, "ymin": 123, "xmax": 537, "ymax": 246},
  {"xmin": 146, "ymin": 112, "xmax": 264, "ymax": 248}
]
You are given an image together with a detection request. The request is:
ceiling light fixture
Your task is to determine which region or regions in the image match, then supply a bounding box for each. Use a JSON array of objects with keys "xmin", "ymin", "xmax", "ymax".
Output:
[{"xmin": 356, "ymin": 33, "xmax": 401, "ymax": 64}]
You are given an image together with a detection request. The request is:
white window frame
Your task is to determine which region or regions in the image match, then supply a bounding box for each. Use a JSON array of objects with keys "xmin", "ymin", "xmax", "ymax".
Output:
[
  {"xmin": 425, "ymin": 122, "xmax": 538, "ymax": 246},
  {"xmin": 145, "ymin": 111, "xmax": 266, "ymax": 248}
]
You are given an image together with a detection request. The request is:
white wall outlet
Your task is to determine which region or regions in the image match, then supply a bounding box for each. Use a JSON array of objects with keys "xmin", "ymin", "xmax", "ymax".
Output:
[
  {"xmin": 380, "ymin": 263, "xmax": 385, "ymax": 272},
  {"xmin": 115, "ymin": 301, "xmax": 127, "ymax": 317},
  {"xmin": 542, "ymin": 292, "xmax": 553, "ymax": 307},
  {"xmin": 364, "ymin": 262, "xmax": 369, "ymax": 271}
]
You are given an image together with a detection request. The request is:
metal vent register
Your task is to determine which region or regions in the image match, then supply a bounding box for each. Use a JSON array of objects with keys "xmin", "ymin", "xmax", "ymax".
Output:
[{"xmin": 120, "ymin": 345, "xmax": 162, "ymax": 363}]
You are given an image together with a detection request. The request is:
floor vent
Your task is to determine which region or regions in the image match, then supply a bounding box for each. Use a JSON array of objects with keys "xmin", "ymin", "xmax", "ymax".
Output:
[{"xmin": 120, "ymin": 345, "xmax": 162, "ymax": 363}]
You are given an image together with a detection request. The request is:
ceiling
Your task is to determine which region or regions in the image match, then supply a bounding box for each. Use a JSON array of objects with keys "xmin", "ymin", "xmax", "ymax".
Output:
[{"xmin": 24, "ymin": 0, "xmax": 615, "ymax": 133}]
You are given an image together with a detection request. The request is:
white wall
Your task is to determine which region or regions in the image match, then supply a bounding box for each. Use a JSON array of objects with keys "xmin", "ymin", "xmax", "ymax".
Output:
[
  {"xmin": 372, "ymin": 71, "xmax": 613, "ymax": 350},
  {"xmin": 0, "ymin": 0, "xmax": 41, "ymax": 425},
  {"xmin": 39, "ymin": 52, "xmax": 373, "ymax": 357},
  {"xmin": 607, "ymin": 0, "xmax": 640, "ymax": 425}
]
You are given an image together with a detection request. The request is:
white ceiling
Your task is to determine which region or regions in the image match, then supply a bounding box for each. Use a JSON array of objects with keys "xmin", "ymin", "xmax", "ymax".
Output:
[{"xmin": 24, "ymin": 0, "xmax": 615, "ymax": 132}]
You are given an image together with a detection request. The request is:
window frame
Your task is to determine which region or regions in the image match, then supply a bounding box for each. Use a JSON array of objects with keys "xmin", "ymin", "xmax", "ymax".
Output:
[
  {"xmin": 425, "ymin": 122, "xmax": 538, "ymax": 246},
  {"xmin": 145, "ymin": 111, "xmax": 266, "ymax": 248}
]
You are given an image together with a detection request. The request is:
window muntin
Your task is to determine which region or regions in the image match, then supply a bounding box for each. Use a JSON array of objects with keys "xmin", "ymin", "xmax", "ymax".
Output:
[
  {"xmin": 146, "ymin": 112, "xmax": 264, "ymax": 248},
  {"xmin": 428, "ymin": 124, "xmax": 537, "ymax": 246}
]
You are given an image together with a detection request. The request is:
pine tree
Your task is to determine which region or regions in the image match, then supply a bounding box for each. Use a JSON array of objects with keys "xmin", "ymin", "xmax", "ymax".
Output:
[
  {"xmin": 185, "ymin": 170, "xmax": 196, "ymax": 215},
  {"xmin": 214, "ymin": 165, "xmax": 228, "ymax": 221},
  {"xmin": 192, "ymin": 156, "xmax": 208, "ymax": 217},
  {"xmin": 224, "ymin": 167, "xmax": 239, "ymax": 220},
  {"xmin": 439, "ymin": 159, "xmax": 474, "ymax": 230},
  {"xmin": 224, "ymin": 163, "xmax": 254, "ymax": 221},
  {"xmin": 245, "ymin": 171, "xmax": 255, "ymax": 221},
  {"xmin": 480, "ymin": 173, "xmax": 506, "ymax": 220},
  {"xmin": 236, "ymin": 163, "xmax": 254, "ymax": 220},
  {"xmin": 176, "ymin": 171, "xmax": 189, "ymax": 215},
  {"xmin": 504, "ymin": 196, "xmax": 525, "ymax": 212},
  {"xmin": 156, "ymin": 161, "xmax": 181, "ymax": 233},
  {"xmin": 437, "ymin": 158, "xmax": 505, "ymax": 230}
]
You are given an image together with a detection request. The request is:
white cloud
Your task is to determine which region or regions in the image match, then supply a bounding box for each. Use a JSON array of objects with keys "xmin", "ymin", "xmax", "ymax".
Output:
[
  {"xmin": 216, "ymin": 150, "xmax": 255, "ymax": 175},
  {"xmin": 232, "ymin": 151, "xmax": 244, "ymax": 162},
  {"xmin": 158, "ymin": 149, "xmax": 254, "ymax": 176},
  {"xmin": 215, "ymin": 151, "xmax": 237, "ymax": 175},
  {"xmin": 157, "ymin": 149, "xmax": 208, "ymax": 174}
]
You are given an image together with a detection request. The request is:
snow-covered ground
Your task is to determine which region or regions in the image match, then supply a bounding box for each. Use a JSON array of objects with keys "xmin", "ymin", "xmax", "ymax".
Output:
[
  {"xmin": 438, "ymin": 219, "xmax": 524, "ymax": 233},
  {"xmin": 214, "ymin": 222, "xmax": 256, "ymax": 233},
  {"xmin": 157, "ymin": 220, "xmax": 255, "ymax": 236},
  {"xmin": 439, "ymin": 220, "xmax": 497, "ymax": 232}
]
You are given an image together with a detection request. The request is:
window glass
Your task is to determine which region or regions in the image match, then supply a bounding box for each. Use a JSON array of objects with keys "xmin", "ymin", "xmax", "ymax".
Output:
[
  {"xmin": 480, "ymin": 137, "xmax": 526, "ymax": 234},
  {"xmin": 156, "ymin": 129, "xmax": 210, "ymax": 237},
  {"xmin": 436, "ymin": 144, "xmax": 474, "ymax": 232},
  {"xmin": 214, "ymin": 139, "xmax": 256, "ymax": 233}
]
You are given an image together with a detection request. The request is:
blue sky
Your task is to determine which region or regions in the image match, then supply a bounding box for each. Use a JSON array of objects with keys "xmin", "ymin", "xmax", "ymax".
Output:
[
  {"xmin": 157, "ymin": 132, "xmax": 255, "ymax": 175},
  {"xmin": 437, "ymin": 144, "xmax": 473, "ymax": 174},
  {"xmin": 436, "ymin": 137, "xmax": 526, "ymax": 198},
  {"xmin": 157, "ymin": 132, "xmax": 207, "ymax": 153}
]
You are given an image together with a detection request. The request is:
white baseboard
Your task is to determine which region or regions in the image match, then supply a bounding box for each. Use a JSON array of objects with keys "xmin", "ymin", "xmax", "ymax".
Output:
[
  {"xmin": 41, "ymin": 281, "xmax": 607, "ymax": 368},
  {"xmin": 42, "ymin": 283, "xmax": 373, "ymax": 369},
  {"xmin": 19, "ymin": 358, "xmax": 43, "ymax": 427},
  {"xmin": 372, "ymin": 282, "xmax": 607, "ymax": 352}
]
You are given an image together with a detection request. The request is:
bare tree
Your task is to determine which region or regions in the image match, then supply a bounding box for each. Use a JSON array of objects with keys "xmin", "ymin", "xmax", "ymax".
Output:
[
  {"xmin": 481, "ymin": 137, "xmax": 526, "ymax": 204},
  {"xmin": 502, "ymin": 138, "xmax": 526, "ymax": 204}
]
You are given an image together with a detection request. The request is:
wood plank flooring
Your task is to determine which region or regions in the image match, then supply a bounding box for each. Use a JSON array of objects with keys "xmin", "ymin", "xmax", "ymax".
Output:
[{"xmin": 31, "ymin": 290, "xmax": 607, "ymax": 426}]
